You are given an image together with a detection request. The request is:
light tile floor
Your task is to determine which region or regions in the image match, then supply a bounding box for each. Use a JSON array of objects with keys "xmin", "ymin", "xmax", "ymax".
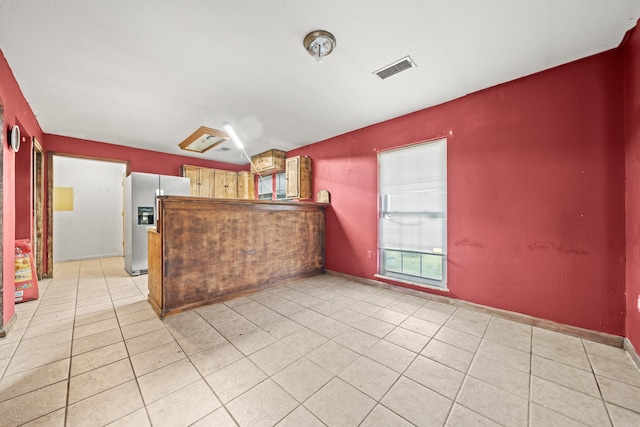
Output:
[{"xmin": 1, "ymin": 257, "xmax": 640, "ymax": 426}]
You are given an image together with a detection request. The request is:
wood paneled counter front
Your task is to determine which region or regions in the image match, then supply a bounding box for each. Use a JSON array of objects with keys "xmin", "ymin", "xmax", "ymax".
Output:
[{"xmin": 147, "ymin": 196, "xmax": 327, "ymax": 317}]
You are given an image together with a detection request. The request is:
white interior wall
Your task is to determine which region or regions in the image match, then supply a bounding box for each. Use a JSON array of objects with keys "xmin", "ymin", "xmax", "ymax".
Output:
[{"xmin": 53, "ymin": 156, "xmax": 126, "ymax": 262}]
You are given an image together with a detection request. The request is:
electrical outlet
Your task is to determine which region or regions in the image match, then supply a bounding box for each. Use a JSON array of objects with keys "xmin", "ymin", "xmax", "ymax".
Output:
[{"xmin": 367, "ymin": 251, "xmax": 372, "ymax": 260}]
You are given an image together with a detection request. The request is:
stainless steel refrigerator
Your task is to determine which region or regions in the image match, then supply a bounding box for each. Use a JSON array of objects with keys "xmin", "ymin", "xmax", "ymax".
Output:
[{"xmin": 124, "ymin": 172, "xmax": 190, "ymax": 276}]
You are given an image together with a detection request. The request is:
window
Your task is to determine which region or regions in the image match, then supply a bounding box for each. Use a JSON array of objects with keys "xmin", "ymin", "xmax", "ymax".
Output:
[
  {"xmin": 378, "ymin": 139, "xmax": 447, "ymax": 288},
  {"xmin": 257, "ymin": 172, "xmax": 288, "ymax": 200},
  {"xmin": 275, "ymin": 172, "xmax": 287, "ymax": 200},
  {"xmin": 257, "ymin": 175, "xmax": 273, "ymax": 200}
]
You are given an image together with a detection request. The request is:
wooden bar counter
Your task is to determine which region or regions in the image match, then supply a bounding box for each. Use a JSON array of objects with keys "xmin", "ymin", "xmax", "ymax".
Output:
[{"xmin": 147, "ymin": 196, "xmax": 327, "ymax": 317}]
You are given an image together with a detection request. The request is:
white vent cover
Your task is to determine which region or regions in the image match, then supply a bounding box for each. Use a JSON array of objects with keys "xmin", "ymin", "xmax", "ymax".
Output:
[{"xmin": 373, "ymin": 56, "xmax": 416, "ymax": 80}]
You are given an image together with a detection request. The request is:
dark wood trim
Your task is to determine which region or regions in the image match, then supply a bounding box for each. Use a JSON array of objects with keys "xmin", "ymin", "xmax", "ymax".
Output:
[
  {"xmin": 46, "ymin": 152, "xmax": 53, "ymax": 277},
  {"xmin": 153, "ymin": 195, "xmax": 328, "ymax": 207},
  {"xmin": 33, "ymin": 137, "xmax": 45, "ymax": 279},
  {"xmin": 48, "ymin": 152, "xmax": 131, "ymax": 175},
  {"xmin": 327, "ymin": 270, "xmax": 626, "ymax": 348}
]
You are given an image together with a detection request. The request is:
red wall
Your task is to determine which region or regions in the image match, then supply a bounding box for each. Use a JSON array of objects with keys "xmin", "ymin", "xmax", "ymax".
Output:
[
  {"xmin": 15, "ymin": 125, "xmax": 33, "ymax": 241},
  {"xmin": 44, "ymin": 134, "xmax": 246, "ymax": 176},
  {"xmin": 1, "ymin": 37, "xmax": 637, "ymax": 341},
  {"xmin": 291, "ymin": 49, "xmax": 627, "ymax": 335},
  {"xmin": 0, "ymin": 50, "xmax": 45, "ymax": 326},
  {"xmin": 625, "ymin": 22, "xmax": 640, "ymax": 351}
]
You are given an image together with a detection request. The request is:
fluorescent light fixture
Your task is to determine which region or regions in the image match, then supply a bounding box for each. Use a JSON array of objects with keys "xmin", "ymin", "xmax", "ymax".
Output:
[
  {"xmin": 223, "ymin": 122, "xmax": 244, "ymax": 149},
  {"xmin": 178, "ymin": 126, "xmax": 228, "ymax": 153}
]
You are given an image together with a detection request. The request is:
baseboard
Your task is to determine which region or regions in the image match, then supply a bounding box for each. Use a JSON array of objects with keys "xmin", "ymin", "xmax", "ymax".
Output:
[
  {"xmin": 53, "ymin": 253, "xmax": 122, "ymax": 263},
  {"xmin": 625, "ymin": 338, "xmax": 640, "ymax": 370},
  {"xmin": 325, "ymin": 270, "xmax": 625, "ymax": 348},
  {"xmin": 0, "ymin": 313, "xmax": 17, "ymax": 338}
]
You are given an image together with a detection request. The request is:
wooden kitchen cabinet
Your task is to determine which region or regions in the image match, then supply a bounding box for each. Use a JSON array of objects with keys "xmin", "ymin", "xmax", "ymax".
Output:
[
  {"xmin": 181, "ymin": 165, "xmax": 239, "ymax": 198},
  {"xmin": 251, "ymin": 149, "xmax": 286, "ymax": 175},
  {"xmin": 180, "ymin": 165, "xmax": 214, "ymax": 197},
  {"xmin": 286, "ymin": 156, "xmax": 312, "ymax": 199},
  {"xmin": 213, "ymin": 170, "xmax": 238, "ymax": 199},
  {"xmin": 237, "ymin": 171, "xmax": 255, "ymax": 200}
]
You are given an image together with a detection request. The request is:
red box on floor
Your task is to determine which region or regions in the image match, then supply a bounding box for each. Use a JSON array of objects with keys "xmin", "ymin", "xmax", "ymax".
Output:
[{"xmin": 15, "ymin": 239, "xmax": 39, "ymax": 303}]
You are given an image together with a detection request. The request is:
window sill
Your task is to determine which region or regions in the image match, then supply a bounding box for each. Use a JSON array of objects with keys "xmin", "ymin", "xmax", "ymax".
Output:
[{"xmin": 374, "ymin": 274, "xmax": 449, "ymax": 293}]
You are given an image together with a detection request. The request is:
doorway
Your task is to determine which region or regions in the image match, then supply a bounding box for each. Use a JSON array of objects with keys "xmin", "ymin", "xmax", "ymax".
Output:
[{"xmin": 49, "ymin": 155, "xmax": 127, "ymax": 263}]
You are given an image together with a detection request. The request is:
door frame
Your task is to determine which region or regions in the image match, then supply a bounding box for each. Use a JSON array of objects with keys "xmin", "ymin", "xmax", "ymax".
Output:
[
  {"xmin": 33, "ymin": 137, "xmax": 45, "ymax": 279},
  {"xmin": 46, "ymin": 153, "xmax": 130, "ymax": 275}
]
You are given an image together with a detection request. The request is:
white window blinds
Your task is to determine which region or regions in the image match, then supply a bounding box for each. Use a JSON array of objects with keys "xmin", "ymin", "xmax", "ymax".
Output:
[{"xmin": 379, "ymin": 139, "xmax": 447, "ymax": 286}]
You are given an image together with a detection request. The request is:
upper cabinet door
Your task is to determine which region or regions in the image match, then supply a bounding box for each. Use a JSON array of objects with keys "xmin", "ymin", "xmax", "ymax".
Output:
[
  {"xmin": 223, "ymin": 171, "xmax": 238, "ymax": 198},
  {"xmin": 199, "ymin": 168, "xmax": 214, "ymax": 198},
  {"xmin": 286, "ymin": 156, "xmax": 312, "ymax": 199},
  {"xmin": 237, "ymin": 171, "xmax": 255, "ymax": 200},
  {"xmin": 251, "ymin": 149, "xmax": 286, "ymax": 175},
  {"xmin": 213, "ymin": 170, "xmax": 237, "ymax": 199},
  {"xmin": 180, "ymin": 165, "xmax": 200, "ymax": 197},
  {"xmin": 286, "ymin": 157, "xmax": 300, "ymax": 198}
]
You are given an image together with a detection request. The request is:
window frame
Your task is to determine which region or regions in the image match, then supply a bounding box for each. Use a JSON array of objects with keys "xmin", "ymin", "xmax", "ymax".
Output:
[
  {"xmin": 256, "ymin": 172, "xmax": 289, "ymax": 200},
  {"xmin": 377, "ymin": 138, "xmax": 448, "ymax": 290}
]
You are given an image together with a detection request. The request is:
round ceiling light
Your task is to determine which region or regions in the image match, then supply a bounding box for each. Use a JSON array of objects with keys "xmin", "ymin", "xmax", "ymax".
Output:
[{"xmin": 303, "ymin": 30, "xmax": 336, "ymax": 62}]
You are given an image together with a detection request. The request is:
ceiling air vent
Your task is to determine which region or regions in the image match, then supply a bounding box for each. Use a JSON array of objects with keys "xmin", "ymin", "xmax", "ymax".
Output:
[
  {"xmin": 373, "ymin": 56, "xmax": 416, "ymax": 80},
  {"xmin": 216, "ymin": 147, "xmax": 231, "ymax": 152}
]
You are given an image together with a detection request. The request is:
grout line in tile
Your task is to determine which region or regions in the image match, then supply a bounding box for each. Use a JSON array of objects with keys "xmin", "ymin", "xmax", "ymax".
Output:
[
  {"xmin": 355, "ymin": 308, "xmax": 448, "ymax": 426},
  {"xmin": 442, "ymin": 307, "xmax": 486, "ymax": 426},
  {"xmin": 100, "ymin": 259, "xmax": 155, "ymax": 427},
  {"xmin": 583, "ymin": 338, "xmax": 616, "ymax": 427},
  {"xmin": 62, "ymin": 261, "xmax": 81, "ymax": 427},
  {"xmin": 188, "ymin": 349, "xmax": 230, "ymax": 423}
]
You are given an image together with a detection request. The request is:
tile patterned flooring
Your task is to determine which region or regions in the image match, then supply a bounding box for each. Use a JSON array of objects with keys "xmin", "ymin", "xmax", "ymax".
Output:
[{"xmin": 1, "ymin": 257, "xmax": 640, "ymax": 426}]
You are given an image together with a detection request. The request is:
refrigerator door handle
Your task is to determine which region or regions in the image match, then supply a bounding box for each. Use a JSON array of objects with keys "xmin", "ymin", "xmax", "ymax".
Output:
[{"xmin": 155, "ymin": 189, "xmax": 161, "ymax": 224}]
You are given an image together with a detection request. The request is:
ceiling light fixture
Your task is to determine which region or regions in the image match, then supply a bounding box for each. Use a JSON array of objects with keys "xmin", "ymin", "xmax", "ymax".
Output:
[
  {"xmin": 303, "ymin": 30, "xmax": 336, "ymax": 62},
  {"xmin": 223, "ymin": 122, "xmax": 244, "ymax": 150},
  {"xmin": 178, "ymin": 126, "xmax": 228, "ymax": 154}
]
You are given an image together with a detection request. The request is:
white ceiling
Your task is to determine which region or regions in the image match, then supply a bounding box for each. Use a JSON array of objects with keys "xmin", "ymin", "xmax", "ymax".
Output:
[{"xmin": 1, "ymin": 1, "xmax": 639, "ymax": 165}]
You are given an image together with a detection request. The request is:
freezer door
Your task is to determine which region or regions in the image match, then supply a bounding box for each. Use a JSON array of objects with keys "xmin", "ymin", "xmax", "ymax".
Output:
[
  {"xmin": 124, "ymin": 174, "xmax": 133, "ymax": 274},
  {"xmin": 125, "ymin": 172, "xmax": 160, "ymax": 275},
  {"xmin": 159, "ymin": 175, "xmax": 191, "ymax": 197}
]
